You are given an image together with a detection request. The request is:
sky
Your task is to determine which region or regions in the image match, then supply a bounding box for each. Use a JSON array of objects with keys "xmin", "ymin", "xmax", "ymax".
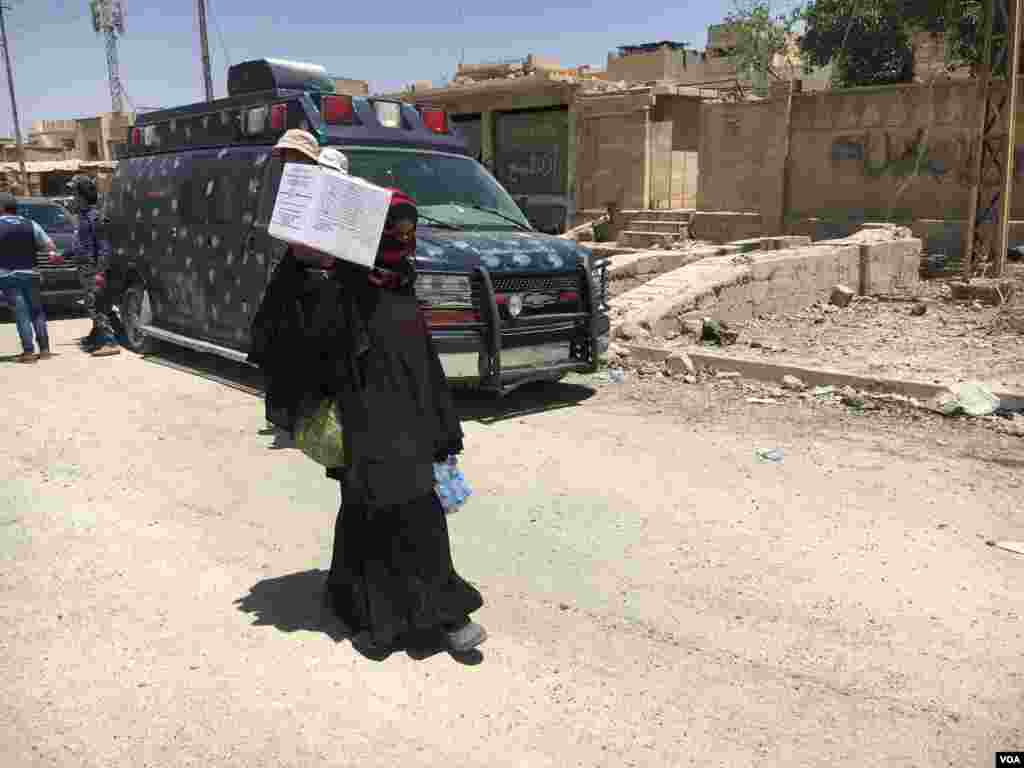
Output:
[{"xmin": 0, "ymin": 0, "xmax": 736, "ymax": 138}]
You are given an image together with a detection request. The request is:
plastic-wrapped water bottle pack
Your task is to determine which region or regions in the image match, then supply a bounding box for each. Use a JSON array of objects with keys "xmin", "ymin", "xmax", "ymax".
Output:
[{"xmin": 433, "ymin": 456, "xmax": 472, "ymax": 513}]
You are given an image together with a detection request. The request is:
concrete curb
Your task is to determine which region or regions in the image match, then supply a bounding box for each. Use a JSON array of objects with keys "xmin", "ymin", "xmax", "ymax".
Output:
[{"xmin": 620, "ymin": 343, "xmax": 1024, "ymax": 409}]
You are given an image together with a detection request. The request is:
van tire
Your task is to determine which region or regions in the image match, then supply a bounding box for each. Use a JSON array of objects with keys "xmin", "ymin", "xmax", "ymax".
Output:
[{"xmin": 120, "ymin": 282, "xmax": 155, "ymax": 355}]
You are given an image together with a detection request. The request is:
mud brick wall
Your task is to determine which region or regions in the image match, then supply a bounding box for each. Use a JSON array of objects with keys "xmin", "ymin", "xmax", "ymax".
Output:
[{"xmin": 690, "ymin": 211, "xmax": 764, "ymax": 243}]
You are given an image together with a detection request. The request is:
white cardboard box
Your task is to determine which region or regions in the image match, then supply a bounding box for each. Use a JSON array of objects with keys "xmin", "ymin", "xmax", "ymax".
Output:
[{"xmin": 268, "ymin": 162, "xmax": 392, "ymax": 268}]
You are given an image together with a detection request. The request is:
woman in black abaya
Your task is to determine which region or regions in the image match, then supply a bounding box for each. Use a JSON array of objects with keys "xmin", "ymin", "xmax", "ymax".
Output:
[{"xmin": 250, "ymin": 186, "xmax": 485, "ymax": 657}]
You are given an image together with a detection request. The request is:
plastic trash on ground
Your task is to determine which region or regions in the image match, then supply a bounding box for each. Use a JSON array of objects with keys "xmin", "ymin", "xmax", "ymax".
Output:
[{"xmin": 930, "ymin": 381, "xmax": 1000, "ymax": 417}]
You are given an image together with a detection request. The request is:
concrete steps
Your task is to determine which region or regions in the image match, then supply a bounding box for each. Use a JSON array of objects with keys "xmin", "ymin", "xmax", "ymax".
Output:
[{"xmin": 616, "ymin": 209, "xmax": 694, "ymax": 249}]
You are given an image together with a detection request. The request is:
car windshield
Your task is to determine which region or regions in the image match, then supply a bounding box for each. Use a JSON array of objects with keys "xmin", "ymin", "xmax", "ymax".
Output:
[
  {"xmin": 17, "ymin": 202, "xmax": 75, "ymax": 233},
  {"xmin": 342, "ymin": 149, "xmax": 531, "ymax": 231}
]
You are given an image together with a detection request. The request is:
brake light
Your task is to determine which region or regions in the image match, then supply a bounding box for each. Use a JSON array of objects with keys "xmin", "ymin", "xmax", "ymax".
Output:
[
  {"xmin": 559, "ymin": 291, "xmax": 578, "ymax": 303},
  {"xmin": 420, "ymin": 108, "xmax": 448, "ymax": 133},
  {"xmin": 270, "ymin": 103, "xmax": 288, "ymax": 131},
  {"xmin": 495, "ymin": 294, "xmax": 509, "ymax": 305},
  {"xmin": 322, "ymin": 95, "xmax": 355, "ymax": 124},
  {"xmin": 131, "ymin": 127, "xmax": 141, "ymax": 145}
]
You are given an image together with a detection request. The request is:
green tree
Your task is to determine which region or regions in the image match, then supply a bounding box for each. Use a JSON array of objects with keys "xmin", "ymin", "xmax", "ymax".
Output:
[
  {"xmin": 800, "ymin": 0, "xmax": 994, "ymax": 88},
  {"xmin": 723, "ymin": 0, "xmax": 807, "ymax": 96}
]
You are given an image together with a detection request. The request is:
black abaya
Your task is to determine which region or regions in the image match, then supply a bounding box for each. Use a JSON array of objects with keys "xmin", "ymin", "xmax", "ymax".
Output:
[
  {"xmin": 249, "ymin": 251, "xmax": 481, "ymax": 649},
  {"xmin": 326, "ymin": 490, "xmax": 483, "ymax": 647}
]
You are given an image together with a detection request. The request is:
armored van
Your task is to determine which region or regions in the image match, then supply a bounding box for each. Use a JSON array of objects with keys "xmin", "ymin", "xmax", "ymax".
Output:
[{"xmin": 107, "ymin": 58, "xmax": 609, "ymax": 395}]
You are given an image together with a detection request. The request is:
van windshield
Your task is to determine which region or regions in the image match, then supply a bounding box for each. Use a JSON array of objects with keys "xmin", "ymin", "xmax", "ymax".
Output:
[{"xmin": 342, "ymin": 148, "xmax": 531, "ymax": 231}]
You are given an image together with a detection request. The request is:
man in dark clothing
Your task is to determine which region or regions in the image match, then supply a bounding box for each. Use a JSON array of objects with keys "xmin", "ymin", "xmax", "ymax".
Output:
[
  {"xmin": 69, "ymin": 175, "xmax": 120, "ymax": 357},
  {"xmin": 0, "ymin": 193, "xmax": 59, "ymax": 363}
]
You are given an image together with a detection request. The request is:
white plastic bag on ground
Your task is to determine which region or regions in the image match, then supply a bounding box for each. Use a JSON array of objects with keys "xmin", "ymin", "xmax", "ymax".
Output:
[{"xmin": 930, "ymin": 381, "xmax": 1000, "ymax": 417}]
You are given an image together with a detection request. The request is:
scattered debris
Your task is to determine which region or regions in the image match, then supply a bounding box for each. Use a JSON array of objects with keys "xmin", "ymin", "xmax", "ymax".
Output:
[
  {"xmin": 608, "ymin": 369, "xmax": 626, "ymax": 384},
  {"xmin": 716, "ymin": 371, "xmax": 742, "ymax": 380},
  {"xmin": 701, "ymin": 318, "xmax": 739, "ymax": 346},
  {"xmin": 950, "ymin": 279, "xmax": 1017, "ymax": 306},
  {"xmin": 930, "ymin": 381, "xmax": 1000, "ymax": 417},
  {"xmin": 615, "ymin": 321, "xmax": 650, "ymax": 342},
  {"xmin": 829, "ymin": 284, "xmax": 856, "ymax": 308},
  {"xmin": 781, "ymin": 375, "xmax": 806, "ymax": 391},
  {"xmin": 746, "ymin": 397, "xmax": 780, "ymax": 405},
  {"xmin": 756, "ymin": 448, "xmax": 785, "ymax": 463},
  {"xmin": 664, "ymin": 351, "xmax": 695, "ymax": 377},
  {"xmin": 812, "ymin": 385, "xmax": 836, "ymax": 398},
  {"xmin": 909, "ymin": 302, "xmax": 928, "ymax": 317}
]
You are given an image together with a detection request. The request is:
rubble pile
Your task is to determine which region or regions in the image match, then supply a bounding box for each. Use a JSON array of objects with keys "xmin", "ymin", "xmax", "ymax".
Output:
[{"xmin": 597, "ymin": 342, "xmax": 1024, "ymax": 436}]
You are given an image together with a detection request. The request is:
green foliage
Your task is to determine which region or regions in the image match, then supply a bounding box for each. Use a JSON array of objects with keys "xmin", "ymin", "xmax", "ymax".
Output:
[
  {"xmin": 801, "ymin": 0, "xmax": 915, "ymax": 86},
  {"xmin": 800, "ymin": 0, "xmax": 996, "ymax": 88},
  {"xmin": 723, "ymin": 0, "xmax": 807, "ymax": 96}
]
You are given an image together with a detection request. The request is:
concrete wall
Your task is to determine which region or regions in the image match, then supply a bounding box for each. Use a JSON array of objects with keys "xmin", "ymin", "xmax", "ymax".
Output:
[
  {"xmin": 612, "ymin": 234, "xmax": 922, "ymax": 337},
  {"xmin": 700, "ymin": 79, "xmax": 1024, "ymax": 226},
  {"xmin": 652, "ymin": 95, "xmax": 701, "ymax": 152},
  {"xmin": 575, "ymin": 90, "xmax": 653, "ymax": 211},
  {"xmin": 334, "ymin": 78, "xmax": 369, "ymax": 96},
  {"xmin": 606, "ymin": 48, "xmax": 702, "ymax": 83}
]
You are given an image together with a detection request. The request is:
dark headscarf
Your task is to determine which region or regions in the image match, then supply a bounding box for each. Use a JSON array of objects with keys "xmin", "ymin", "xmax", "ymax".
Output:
[{"xmin": 366, "ymin": 189, "xmax": 418, "ymax": 292}]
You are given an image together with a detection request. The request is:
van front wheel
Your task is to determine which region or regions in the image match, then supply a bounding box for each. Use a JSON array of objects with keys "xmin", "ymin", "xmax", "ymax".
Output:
[{"xmin": 120, "ymin": 283, "xmax": 155, "ymax": 355}]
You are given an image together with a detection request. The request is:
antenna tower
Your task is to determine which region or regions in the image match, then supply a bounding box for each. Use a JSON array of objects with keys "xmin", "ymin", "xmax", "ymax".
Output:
[{"xmin": 90, "ymin": 0, "xmax": 126, "ymax": 113}]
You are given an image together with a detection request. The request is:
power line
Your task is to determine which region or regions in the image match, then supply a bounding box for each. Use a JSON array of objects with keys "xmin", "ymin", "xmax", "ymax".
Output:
[{"xmin": 207, "ymin": 0, "xmax": 232, "ymax": 71}]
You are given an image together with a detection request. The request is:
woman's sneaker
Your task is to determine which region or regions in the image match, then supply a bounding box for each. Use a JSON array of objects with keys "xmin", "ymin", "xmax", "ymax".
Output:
[{"xmin": 444, "ymin": 620, "xmax": 487, "ymax": 652}]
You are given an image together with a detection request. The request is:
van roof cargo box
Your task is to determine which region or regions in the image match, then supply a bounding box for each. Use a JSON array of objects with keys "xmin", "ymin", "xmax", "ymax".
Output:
[{"xmin": 227, "ymin": 58, "xmax": 337, "ymax": 97}]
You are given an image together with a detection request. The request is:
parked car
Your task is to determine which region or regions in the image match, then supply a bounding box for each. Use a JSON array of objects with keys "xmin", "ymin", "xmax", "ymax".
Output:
[
  {"xmin": 0, "ymin": 197, "xmax": 88, "ymax": 310},
  {"xmin": 107, "ymin": 58, "xmax": 610, "ymax": 395}
]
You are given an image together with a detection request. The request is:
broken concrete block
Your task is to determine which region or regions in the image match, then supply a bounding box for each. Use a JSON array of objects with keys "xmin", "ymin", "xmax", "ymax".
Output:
[
  {"xmin": 829, "ymin": 284, "xmax": 855, "ymax": 308},
  {"xmin": 781, "ymin": 374, "xmax": 805, "ymax": 391},
  {"xmin": 615, "ymin": 321, "xmax": 650, "ymax": 341},
  {"xmin": 664, "ymin": 352, "xmax": 696, "ymax": 377},
  {"xmin": 949, "ymin": 280, "xmax": 1016, "ymax": 306},
  {"xmin": 909, "ymin": 302, "xmax": 928, "ymax": 316}
]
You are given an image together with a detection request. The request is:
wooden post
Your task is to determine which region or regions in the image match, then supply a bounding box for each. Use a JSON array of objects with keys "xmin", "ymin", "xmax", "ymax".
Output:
[
  {"xmin": 996, "ymin": 0, "xmax": 1022, "ymax": 277},
  {"xmin": 963, "ymin": 0, "xmax": 996, "ymax": 279},
  {"xmin": 0, "ymin": 3, "xmax": 28, "ymax": 193},
  {"xmin": 778, "ymin": 77, "xmax": 796, "ymax": 235}
]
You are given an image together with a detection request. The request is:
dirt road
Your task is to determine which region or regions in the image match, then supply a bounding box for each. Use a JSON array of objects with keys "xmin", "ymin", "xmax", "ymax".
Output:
[{"xmin": 3, "ymin": 316, "xmax": 1023, "ymax": 767}]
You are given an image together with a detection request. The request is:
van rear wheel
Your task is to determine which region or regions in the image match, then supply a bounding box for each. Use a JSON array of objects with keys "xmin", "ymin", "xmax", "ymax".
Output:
[{"xmin": 120, "ymin": 283, "xmax": 155, "ymax": 354}]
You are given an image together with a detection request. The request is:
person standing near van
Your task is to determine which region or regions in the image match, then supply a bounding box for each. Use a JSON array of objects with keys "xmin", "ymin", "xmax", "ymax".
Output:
[
  {"xmin": 249, "ymin": 147, "xmax": 485, "ymax": 655},
  {"xmin": 70, "ymin": 175, "xmax": 120, "ymax": 357},
  {"xmin": 0, "ymin": 193, "xmax": 58, "ymax": 363}
]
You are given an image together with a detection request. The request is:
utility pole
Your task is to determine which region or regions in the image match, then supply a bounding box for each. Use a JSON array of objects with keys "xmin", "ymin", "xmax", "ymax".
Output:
[
  {"xmin": 996, "ymin": 0, "xmax": 1022, "ymax": 277},
  {"xmin": 962, "ymin": 0, "xmax": 1019, "ymax": 279},
  {"xmin": 0, "ymin": 1, "xmax": 27, "ymax": 193},
  {"xmin": 197, "ymin": 0, "xmax": 213, "ymax": 102},
  {"xmin": 962, "ymin": 0, "xmax": 995, "ymax": 279}
]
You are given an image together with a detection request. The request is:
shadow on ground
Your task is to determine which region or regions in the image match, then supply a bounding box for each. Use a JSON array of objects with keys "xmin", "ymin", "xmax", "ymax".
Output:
[
  {"xmin": 136, "ymin": 339, "xmax": 597, "ymax": 431},
  {"xmin": 234, "ymin": 568, "xmax": 484, "ymax": 665}
]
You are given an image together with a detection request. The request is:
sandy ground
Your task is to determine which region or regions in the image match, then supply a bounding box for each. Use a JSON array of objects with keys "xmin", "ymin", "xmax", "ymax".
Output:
[
  {"xmin": 657, "ymin": 277, "xmax": 1024, "ymax": 393},
  {"xmin": 2, "ymin": 315, "xmax": 1024, "ymax": 768}
]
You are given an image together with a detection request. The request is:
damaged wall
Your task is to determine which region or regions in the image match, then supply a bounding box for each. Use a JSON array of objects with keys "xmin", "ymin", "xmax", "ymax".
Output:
[
  {"xmin": 575, "ymin": 90, "xmax": 653, "ymax": 211},
  {"xmin": 700, "ymin": 79, "xmax": 1024, "ymax": 224}
]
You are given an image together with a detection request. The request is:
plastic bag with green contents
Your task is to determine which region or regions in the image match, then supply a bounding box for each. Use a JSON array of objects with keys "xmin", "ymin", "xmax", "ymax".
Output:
[{"xmin": 294, "ymin": 397, "xmax": 346, "ymax": 468}]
